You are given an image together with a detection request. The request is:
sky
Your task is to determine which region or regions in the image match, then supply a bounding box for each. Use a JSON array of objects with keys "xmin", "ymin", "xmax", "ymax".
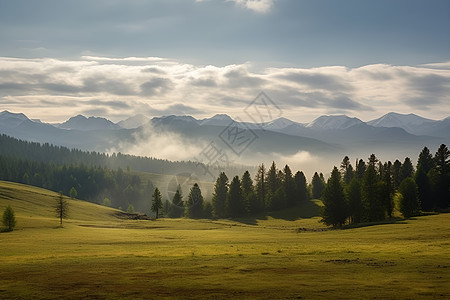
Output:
[{"xmin": 0, "ymin": 0, "xmax": 449, "ymax": 123}]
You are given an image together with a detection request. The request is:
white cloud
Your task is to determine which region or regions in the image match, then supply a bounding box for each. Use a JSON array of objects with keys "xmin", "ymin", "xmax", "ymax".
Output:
[
  {"xmin": 0, "ymin": 56, "xmax": 449, "ymax": 123},
  {"xmin": 230, "ymin": 0, "xmax": 274, "ymax": 13}
]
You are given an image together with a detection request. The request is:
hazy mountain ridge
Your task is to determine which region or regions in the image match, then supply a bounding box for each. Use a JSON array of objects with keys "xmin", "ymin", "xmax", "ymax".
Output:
[{"xmin": 0, "ymin": 110, "xmax": 448, "ymax": 173}]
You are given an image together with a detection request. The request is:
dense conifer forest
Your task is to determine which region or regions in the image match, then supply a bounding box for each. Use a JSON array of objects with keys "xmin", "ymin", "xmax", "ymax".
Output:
[{"xmin": 0, "ymin": 134, "xmax": 448, "ymax": 222}]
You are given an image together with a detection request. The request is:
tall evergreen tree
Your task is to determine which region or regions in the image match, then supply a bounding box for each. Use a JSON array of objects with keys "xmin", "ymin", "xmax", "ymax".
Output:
[
  {"xmin": 415, "ymin": 169, "xmax": 433, "ymax": 211},
  {"xmin": 151, "ymin": 187, "xmax": 163, "ymax": 219},
  {"xmin": 417, "ymin": 146, "xmax": 435, "ymax": 174},
  {"xmin": 241, "ymin": 171, "xmax": 257, "ymax": 213},
  {"xmin": 55, "ymin": 192, "xmax": 69, "ymax": 226},
  {"xmin": 186, "ymin": 183, "xmax": 204, "ymax": 219},
  {"xmin": 321, "ymin": 167, "xmax": 347, "ymax": 227},
  {"xmin": 212, "ymin": 172, "xmax": 228, "ymax": 218},
  {"xmin": 368, "ymin": 154, "xmax": 378, "ymax": 168},
  {"xmin": 392, "ymin": 159, "xmax": 402, "ymax": 189},
  {"xmin": 311, "ymin": 172, "xmax": 325, "ymax": 199},
  {"xmin": 266, "ymin": 161, "xmax": 279, "ymax": 209},
  {"xmin": 283, "ymin": 165, "xmax": 296, "ymax": 207},
  {"xmin": 434, "ymin": 144, "xmax": 450, "ymax": 209},
  {"xmin": 227, "ymin": 176, "xmax": 246, "ymax": 217},
  {"xmin": 294, "ymin": 171, "xmax": 309, "ymax": 202},
  {"xmin": 254, "ymin": 164, "xmax": 266, "ymax": 211},
  {"xmin": 361, "ymin": 165, "xmax": 384, "ymax": 222},
  {"xmin": 383, "ymin": 161, "xmax": 394, "ymax": 218},
  {"xmin": 340, "ymin": 156, "xmax": 354, "ymax": 184},
  {"xmin": 355, "ymin": 159, "xmax": 366, "ymax": 180},
  {"xmin": 400, "ymin": 157, "xmax": 414, "ymax": 182},
  {"xmin": 346, "ymin": 177, "xmax": 363, "ymax": 224},
  {"xmin": 399, "ymin": 178, "xmax": 420, "ymax": 218},
  {"xmin": 168, "ymin": 188, "xmax": 184, "ymax": 218}
]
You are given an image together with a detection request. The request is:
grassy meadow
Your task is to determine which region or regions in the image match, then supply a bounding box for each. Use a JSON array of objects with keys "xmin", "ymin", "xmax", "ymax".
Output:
[{"xmin": 1, "ymin": 180, "xmax": 449, "ymax": 299}]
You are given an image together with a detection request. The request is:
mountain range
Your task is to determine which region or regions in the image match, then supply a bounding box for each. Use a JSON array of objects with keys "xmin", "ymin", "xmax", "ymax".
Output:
[{"xmin": 1, "ymin": 110, "xmax": 449, "ymax": 175}]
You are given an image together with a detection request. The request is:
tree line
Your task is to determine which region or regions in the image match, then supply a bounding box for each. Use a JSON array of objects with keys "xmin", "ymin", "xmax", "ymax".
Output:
[
  {"xmin": 155, "ymin": 162, "xmax": 310, "ymax": 219},
  {"xmin": 321, "ymin": 145, "xmax": 450, "ymax": 227}
]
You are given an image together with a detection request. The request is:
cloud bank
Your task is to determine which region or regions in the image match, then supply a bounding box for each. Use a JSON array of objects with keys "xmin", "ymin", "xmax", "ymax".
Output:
[{"xmin": 0, "ymin": 56, "xmax": 449, "ymax": 123}]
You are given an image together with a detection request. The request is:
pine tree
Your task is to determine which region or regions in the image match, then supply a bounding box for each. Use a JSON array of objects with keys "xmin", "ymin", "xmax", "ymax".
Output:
[
  {"xmin": 361, "ymin": 165, "xmax": 384, "ymax": 222},
  {"xmin": 434, "ymin": 144, "xmax": 450, "ymax": 209},
  {"xmin": 417, "ymin": 146, "xmax": 435, "ymax": 174},
  {"xmin": 399, "ymin": 178, "xmax": 420, "ymax": 218},
  {"xmin": 383, "ymin": 161, "xmax": 394, "ymax": 218},
  {"xmin": 186, "ymin": 183, "xmax": 204, "ymax": 219},
  {"xmin": 400, "ymin": 157, "xmax": 414, "ymax": 182},
  {"xmin": 283, "ymin": 165, "xmax": 296, "ymax": 207},
  {"xmin": 212, "ymin": 172, "xmax": 228, "ymax": 218},
  {"xmin": 340, "ymin": 156, "xmax": 354, "ymax": 184},
  {"xmin": 311, "ymin": 172, "xmax": 325, "ymax": 199},
  {"xmin": 169, "ymin": 188, "xmax": 184, "ymax": 218},
  {"xmin": 346, "ymin": 177, "xmax": 363, "ymax": 224},
  {"xmin": 321, "ymin": 167, "xmax": 347, "ymax": 227},
  {"xmin": 227, "ymin": 176, "xmax": 246, "ymax": 217},
  {"xmin": 356, "ymin": 159, "xmax": 366, "ymax": 180},
  {"xmin": 254, "ymin": 164, "xmax": 266, "ymax": 211},
  {"xmin": 2, "ymin": 205, "xmax": 16, "ymax": 232},
  {"xmin": 151, "ymin": 187, "xmax": 163, "ymax": 219},
  {"xmin": 55, "ymin": 192, "xmax": 69, "ymax": 226},
  {"xmin": 392, "ymin": 159, "xmax": 402, "ymax": 189},
  {"xmin": 294, "ymin": 171, "xmax": 309, "ymax": 202},
  {"xmin": 241, "ymin": 171, "xmax": 255, "ymax": 213},
  {"xmin": 266, "ymin": 161, "xmax": 279, "ymax": 209}
]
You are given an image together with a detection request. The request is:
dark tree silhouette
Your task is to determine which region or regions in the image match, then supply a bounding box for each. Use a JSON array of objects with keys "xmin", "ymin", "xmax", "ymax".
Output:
[
  {"xmin": 399, "ymin": 178, "xmax": 420, "ymax": 218},
  {"xmin": 55, "ymin": 192, "xmax": 69, "ymax": 226},
  {"xmin": 311, "ymin": 172, "xmax": 325, "ymax": 199},
  {"xmin": 434, "ymin": 144, "xmax": 450, "ymax": 209},
  {"xmin": 254, "ymin": 164, "xmax": 266, "ymax": 211},
  {"xmin": 168, "ymin": 188, "xmax": 184, "ymax": 218},
  {"xmin": 212, "ymin": 172, "xmax": 228, "ymax": 218},
  {"xmin": 340, "ymin": 156, "xmax": 354, "ymax": 184},
  {"xmin": 151, "ymin": 187, "xmax": 163, "ymax": 219},
  {"xmin": 186, "ymin": 183, "xmax": 204, "ymax": 219},
  {"xmin": 321, "ymin": 167, "xmax": 347, "ymax": 227},
  {"xmin": 227, "ymin": 176, "xmax": 246, "ymax": 217},
  {"xmin": 346, "ymin": 177, "xmax": 363, "ymax": 224},
  {"xmin": 294, "ymin": 171, "xmax": 309, "ymax": 202}
]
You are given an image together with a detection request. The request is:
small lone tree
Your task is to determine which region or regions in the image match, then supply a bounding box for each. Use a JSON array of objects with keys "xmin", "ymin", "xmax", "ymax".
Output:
[
  {"xmin": 151, "ymin": 187, "xmax": 163, "ymax": 219},
  {"xmin": 2, "ymin": 205, "xmax": 16, "ymax": 232},
  {"xmin": 55, "ymin": 193, "xmax": 69, "ymax": 226}
]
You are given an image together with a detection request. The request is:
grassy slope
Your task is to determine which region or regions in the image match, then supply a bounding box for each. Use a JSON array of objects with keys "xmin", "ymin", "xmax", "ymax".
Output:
[{"xmin": 0, "ymin": 181, "xmax": 449, "ymax": 299}]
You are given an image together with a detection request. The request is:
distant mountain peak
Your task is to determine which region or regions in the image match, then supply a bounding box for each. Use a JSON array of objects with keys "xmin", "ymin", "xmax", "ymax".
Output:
[
  {"xmin": 59, "ymin": 115, "xmax": 120, "ymax": 131},
  {"xmin": 306, "ymin": 115, "xmax": 363, "ymax": 130},
  {"xmin": 117, "ymin": 114, "xmax": 149, "ymax": 129}
]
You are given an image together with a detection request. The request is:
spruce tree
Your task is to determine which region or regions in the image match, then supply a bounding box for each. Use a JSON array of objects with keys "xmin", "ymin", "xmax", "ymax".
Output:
[
  {"xmin": 340, "ymin": 156, "xmax": 354, "ymax": 184},
  {"xmin": 283, "ymin": 165, "xmax": 296, "ymax": 207},
  {"xmin": 321, "ymin": 167, "xmax": 347, "ymax": 227},
  {"xmin": 254, "ymin": 164, "xmax": 266, "ymax": 211},
  {"xmin": 434, "ymin": 144, "xmax": 450, "ymax": 209},
  {"xmin": 392, "ymin": 159, "xmax": 402, "ymax": 189},
  {"xmin": 399, "ymin": 178, "xmax": 420, "ymax": 218},
  {"xmin": 266, "ymin": 161, "xmax": 279, "ymax": 209},
  {"xmin": 151, "ymin": 187, "xmax": 163, "ymax": 219},
  {"xmin": 356, "ymin": 159, "xmax": 366, "ymax": 180},
  {"xmin": 227, "ymin": 176, "xmax": 246, "ymax": 217},
  {"xmin": 212, "ymin": 172, "xmax": 228, "ymax": 218},
  {"xmin": 417, "ymin": 146, "xmax": 435, "ymax": 174},
  {"xmin": 241, "ymin": 171, "xmax": 255, "ymax": 213},
  {"xmin": 400, "ymin": 157, "xmax": 414, "ymax": 182},
  {"xmin": 362, "ymin": 165, "xmax": 384, "ymax": 222},
  {"xmin": 346, "ymin": 177, "xmax": 363, "ymax": 224},
  {"xmin": 294, "ymin": 171, "xmax": 309, "ymax": 202},
  {"xmin": 169, "ymin": 189, "xmax": 184, "ymax": 218},
  {"xmin": 311, "ymin": 172, "xmax": 325, "ymax": 199},
  {"xmin": 186, "ymin": 183, "xmax": 204, "ymax": 219}
]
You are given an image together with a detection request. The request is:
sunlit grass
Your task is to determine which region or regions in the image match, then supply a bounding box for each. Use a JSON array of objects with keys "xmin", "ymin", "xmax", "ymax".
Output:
[{"xmin": 1, "ymin": 181, "xmax": 449, "ymax": 299}]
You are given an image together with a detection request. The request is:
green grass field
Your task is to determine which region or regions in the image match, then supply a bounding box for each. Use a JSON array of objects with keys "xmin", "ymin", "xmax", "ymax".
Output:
[{"xmin": 1, "ymin": 180, "xmax": 449, "ymax": 299}]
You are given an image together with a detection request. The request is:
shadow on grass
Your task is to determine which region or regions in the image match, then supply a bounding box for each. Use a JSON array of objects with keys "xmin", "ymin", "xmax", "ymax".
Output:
[{"xmin": 229, "ymin": 199, "xmax": 323, "ymax": 225}]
